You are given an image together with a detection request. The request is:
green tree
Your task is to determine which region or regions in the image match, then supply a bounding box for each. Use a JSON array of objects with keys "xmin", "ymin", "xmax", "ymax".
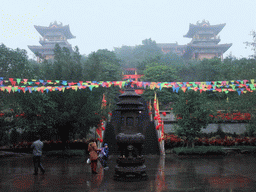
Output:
[
  {"xmin": 48, "ymin": 88, "xmax": 106, "ymax": 144},
  {"xmin": 159, "ymin": 52, "xmax": 185, "ymax": 69},
  {"xmin": 244, "ymin": 30, "xmax": 256, "ymax": 58},
  {"xmin": 53, "ymin": 44, "xmax": 64, "ymax": 80},
  {"xmin": 72, "ymin": 46, "xmax": 83, "ymax": 81},
  {"xmin": 14, "ymin": 92, "xmax": 57, "ymax": 134},
  {"xmin": 39, "ymin": 59, "xmax": 54, "ymax": 80},
  {"xmin": 141, "ymin": 63, "xmax": 178, "ymax": 82},
  {"xmin": 13, "ymin": 88, "xmax": 108, "ymax": 145},
  {"xmin": 0, "ymin": 44, "xmax": 31, "ymax": 78},
  {"xmin": 133, "ymin": 38, "xmax": 163, "ymax": 68},
  {"xmin": 114, "ymin": 45, "xmax": 135, "ymax": 68},
  {"xmin": 84, "ymin": 49, "xmax": 122, "ymax": 81},
  {"xmin": 172, "ymin": 91, "xmax": 212, "ymax": 148},
  {"xmin": 52, "ymin": 44, "xmax": 83, "ymax": 81},
  {"xmin": 114, "ymin": 38, "xmax": 163, "ymax": 69},
  {"xmin": 142, "ymin": 88, "xmax": 178, "ymax": 110}
]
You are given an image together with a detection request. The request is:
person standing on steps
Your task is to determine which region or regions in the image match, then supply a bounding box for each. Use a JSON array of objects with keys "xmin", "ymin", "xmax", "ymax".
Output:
[{"xmin": 31, "ymin": 135, "xmax": 45, "ymax": 175}]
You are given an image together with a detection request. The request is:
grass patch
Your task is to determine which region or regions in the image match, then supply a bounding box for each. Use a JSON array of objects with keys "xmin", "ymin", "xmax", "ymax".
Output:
[
  {"xmin": 227, "ymin": 146, "xmax": 256, "ymax": 152},
  {"xmin": 173, "ymin": 146, "xmax": 256, "ymax": 155},
  {"xmin": 173, "ymin": 146, "xmax": 226, "ymax": 156},
  {"xmin": 45, "ymin": 149, "xmax": 86, "ymax": 157}
]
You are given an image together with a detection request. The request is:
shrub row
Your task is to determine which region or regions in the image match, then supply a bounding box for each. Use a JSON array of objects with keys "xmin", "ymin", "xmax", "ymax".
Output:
[
  {"xmin": 1, "ymin": 140, "xmax": 90, "ymax": 152},
  {"xmin": 173, "ymin": 146, "xmax": 226, "ymax": 156},
  {"xmin": 164, "ymin": 133, "xmax": 256, "ymax": 149}
]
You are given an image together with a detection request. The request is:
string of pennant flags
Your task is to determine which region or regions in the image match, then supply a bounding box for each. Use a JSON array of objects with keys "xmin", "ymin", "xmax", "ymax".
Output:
[{"xmin": 0, "ymin": 77, "xmax": 256, "ymax": 95}]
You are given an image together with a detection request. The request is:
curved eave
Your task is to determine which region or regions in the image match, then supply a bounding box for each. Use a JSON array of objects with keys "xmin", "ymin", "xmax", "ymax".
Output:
[
  {"xmin": 117, "ymin": 101, "xmax": 143, "ymax": 105},
  {"xmin": 116, "ymin": 108, "xmax": 145, "ymax": 111},
  {"xmin": 157, "ymin": 43, "xmax": 186, "ymax": 49},
  {"xmin": 34, "ymin": 25, "xmax": 75, "ymax": 39},
  {"xmin": 157, "ymin": 43, "xmax": 178, "ymax": 48},
  {"xmin": 119, "ymin": 96, "xmax": 141, "ymax": 101},
  {"xmin": 189, "ymin": 43, "xmax": 232, "ymax": 53},
  {"xmin": 191, "ymin": 39, "xmax": 221, "ymax": 44},
  {"xmin": 189, "ymin": 43, "xmax": 232, "ymax": 49},
  {"xmin": 28, "ymin": 45, "xmax": 54, "ymax": 49},
  {"xmin": 27, "ymin": 45, "xmax": 54, "ymax": 54},
  {"xmin": 28, "ymin": 45, "xmax": 73, "ymax": 54},
  {"xmin": 184, "ymin": 23, "xmax": 226, "ymax": 38},
  {"xmin": 39, "ymin": 40, "xmax": 69, "ymax": 46}
]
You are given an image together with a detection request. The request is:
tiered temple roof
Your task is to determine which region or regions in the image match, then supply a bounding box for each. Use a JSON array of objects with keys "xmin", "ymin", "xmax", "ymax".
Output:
[
  {"xmin": 34, "ymin": 21, "xmax": 75, "ymax": 39},
  {"xmin": 157, "ymin": 20, "xmax": 232, "ymax": 60},
  {"xmin": 183, "ymin": 20, "xmax": 225, "ymax": 38},
  {"xmin": 28, "ymin": 21, "xmax": 75, "ymax": 61}
]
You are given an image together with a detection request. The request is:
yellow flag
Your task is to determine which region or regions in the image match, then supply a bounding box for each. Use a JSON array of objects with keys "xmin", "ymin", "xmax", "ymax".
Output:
[{"xmin": 149, "ymin": 99, "xmax": 152, "ymax": 112}]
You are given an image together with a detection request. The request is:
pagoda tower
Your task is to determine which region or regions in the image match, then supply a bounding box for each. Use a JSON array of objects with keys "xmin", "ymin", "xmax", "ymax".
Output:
[
  {"xmin": 28, "ymin": 21, "xmax": 75, "ymax": 62},
  {"xmin": 183, "ymin": 20, "xmax": 232, "ymax": 60}
]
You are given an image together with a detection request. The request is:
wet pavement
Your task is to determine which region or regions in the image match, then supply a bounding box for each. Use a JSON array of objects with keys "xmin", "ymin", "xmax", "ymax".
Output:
[{"xmin": 0, "ymin": 153, "xmax": 256, "ymax": 191}]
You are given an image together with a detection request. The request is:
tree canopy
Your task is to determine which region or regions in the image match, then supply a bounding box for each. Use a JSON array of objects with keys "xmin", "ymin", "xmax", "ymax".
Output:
[
  {"xmin": 172, "ymin": 91, "xmax": 213, "ymax": 147},
  {"xmin": 1, "ymin": 39, "xmax": 256, "ymax": 144}
]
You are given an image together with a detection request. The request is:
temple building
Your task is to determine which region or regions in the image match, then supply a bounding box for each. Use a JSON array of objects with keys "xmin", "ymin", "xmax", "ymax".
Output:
[
  {"xmin": 122, "ymin": 68, "xmax": 144, "ymax": 82},
  {"xmin": 28, "ymin": 21, "xmax": 75, "ymax": 62},
  {"xmin": 157, "ymin": 20, "xmax": 232, "ymax": 60},
  {"xmin": 122, "ymin": 68, "xmax": 144, "ymax": 94},
  {"xmin": 157, "ymin": 42, "xmax": 186, "ymax": 56}
]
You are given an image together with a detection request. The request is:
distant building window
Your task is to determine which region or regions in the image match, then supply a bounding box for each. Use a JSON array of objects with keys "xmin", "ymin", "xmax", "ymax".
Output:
[{"xmin": 126, "ymin": 117, "xmax": 133, "ymax": 126}]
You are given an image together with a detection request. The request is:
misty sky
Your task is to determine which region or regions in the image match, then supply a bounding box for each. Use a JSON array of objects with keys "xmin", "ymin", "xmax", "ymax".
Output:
[{"xmin": 1, "ymin": 0, "xmax": 256, "ymax": 59}]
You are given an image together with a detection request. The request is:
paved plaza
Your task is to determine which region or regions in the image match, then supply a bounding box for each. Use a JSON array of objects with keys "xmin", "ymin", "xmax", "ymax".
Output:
[{"xmin": 0, "ymin": 152, "xmax": 256, "ymax": 191}]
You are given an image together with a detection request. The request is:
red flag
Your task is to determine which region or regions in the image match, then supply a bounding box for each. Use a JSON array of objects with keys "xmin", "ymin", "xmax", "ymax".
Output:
[
  {"xmin": 96, "ymin": 126, "xmax": 102, "ymax": 139},
  {"xmin": 101, "ymin": 94, "xmax": 107, "ymax": 109}
]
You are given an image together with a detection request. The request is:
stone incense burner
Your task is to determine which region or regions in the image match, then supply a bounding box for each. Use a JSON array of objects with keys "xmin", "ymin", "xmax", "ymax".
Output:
[{"xmin": 114, "ymin": 88, "xmax": 147, "ymax": 181}]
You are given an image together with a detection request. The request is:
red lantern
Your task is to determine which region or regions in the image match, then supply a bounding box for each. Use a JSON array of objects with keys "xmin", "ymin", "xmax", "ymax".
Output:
[
  {"xmin": 156, "ymin": 125, "xmax": 160, "ymax": 130},
  {"xmin": 101, "ymin": 122, "xmax": 104, "ymax": 126},
  {"xmin": 100, "ymin": 139, "xmax": 103, "ymax": 143},
  {"xmin": 102, "ymin": 127, "xmax": 105, "ymax": 130},
  {"xmin": 154, "ymin": 116, "xmax": 158, "ymax": 120},
  {"xmin": 158, "ymin": 138, "xmax": 162, "ymax": 142},
  {"xmin": 158, "ymin": 120, "xmax": 162, "ymax": 124},
  {"xmin": 162, "ymin": 112, "xmax": 166, "ymax": 116}
]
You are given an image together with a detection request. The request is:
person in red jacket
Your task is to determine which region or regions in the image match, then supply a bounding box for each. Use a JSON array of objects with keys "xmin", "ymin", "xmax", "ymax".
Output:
[{"xmin": 88, "ymin": 140, "xmax": 101, "ymax": 174}]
